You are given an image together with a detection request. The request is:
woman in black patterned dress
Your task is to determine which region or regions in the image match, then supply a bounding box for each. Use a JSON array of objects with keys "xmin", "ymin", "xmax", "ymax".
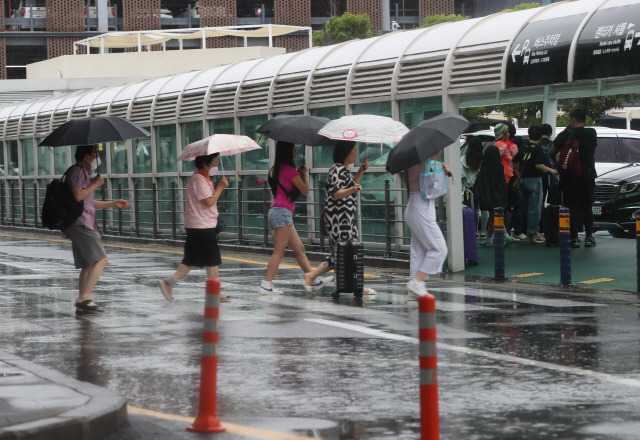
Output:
[{"xmin": 304, "ymin": 141, "xmax": 376, "ymax": 294}]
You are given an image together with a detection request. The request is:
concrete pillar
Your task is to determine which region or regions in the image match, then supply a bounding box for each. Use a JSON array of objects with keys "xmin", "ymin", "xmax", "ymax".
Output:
[
  {"xmin": 97, "ymin": 0, "xmax": 108, "ymax": 33},
  {"xmin": 442, "ymin": 93, "xmax": 465, "ymax": 272},
  {"xmin": 542, "ymin": 86, "xmax": 558, "ymax": 135},
  {"xmin": 0, "ymin": 0, "xmax": 6, "ymax": 79}
]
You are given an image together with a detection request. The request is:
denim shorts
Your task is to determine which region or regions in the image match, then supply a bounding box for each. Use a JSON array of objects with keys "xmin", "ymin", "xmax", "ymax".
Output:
[{"xmin": 268, "ymin": 207, "xmax": 294, "ymax": 229}]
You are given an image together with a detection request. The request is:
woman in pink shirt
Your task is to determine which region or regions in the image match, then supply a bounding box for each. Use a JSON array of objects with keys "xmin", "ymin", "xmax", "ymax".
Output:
[
  {"xmin": 158, "ymin": 153, "xmax": 229, "ymax": 301},
  {"xmin": 259, "ymin": 142, "xmax": 328, "ymax": 294}
]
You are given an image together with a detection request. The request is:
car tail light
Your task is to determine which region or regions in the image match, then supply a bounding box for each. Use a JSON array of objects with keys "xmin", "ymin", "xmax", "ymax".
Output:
[
  {"xmin": 195, "ymin": 7, "xmax": 199, "ymax": 14},
  {"xmin": 84, "ymin": 7, "xmax": 87, "ymax": 15},
  {"xmin": 20, "ymin": 8, "xmax": 25, "ymax": 17},
  {"xmin": 111, "ymin": 7, "xmax": 115, "ymax": 15}
]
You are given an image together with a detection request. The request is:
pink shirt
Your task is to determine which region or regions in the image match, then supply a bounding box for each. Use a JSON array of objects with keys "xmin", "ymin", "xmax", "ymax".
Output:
[
  {"xmin": 65, "ymin": 162, "xmax": 99, "ymax": 236},
  {"xmin": 496, "ymin": 140, "xmax": 518, "ymax": 183},
  {"xmin": 184, "ymin": 172, "xmax": 218, "ymax": 229},
  {"xmin": 271, "ymin": 163, "xmax": 299, "ymax": 212}
]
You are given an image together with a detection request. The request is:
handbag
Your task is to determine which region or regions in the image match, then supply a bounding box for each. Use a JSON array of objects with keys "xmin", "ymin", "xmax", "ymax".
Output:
[
  {"xmin": 419, "ymin": 158, "xmax": 447, "ymax": 200},
  {"xmin": 214, "ymin": 217, "xmax": 226, "ymax": 234}
]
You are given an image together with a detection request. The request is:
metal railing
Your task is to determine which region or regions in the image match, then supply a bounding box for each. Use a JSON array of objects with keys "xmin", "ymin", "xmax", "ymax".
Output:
[{"xmin": 0, "ymin": 178, "xmax": 452, "ymax": 260}]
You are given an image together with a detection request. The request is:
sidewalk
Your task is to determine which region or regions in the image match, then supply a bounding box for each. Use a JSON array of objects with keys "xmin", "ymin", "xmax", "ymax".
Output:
[{"xmin": 0, "ymin": 351, "xmax": 126, "ymax": 440}]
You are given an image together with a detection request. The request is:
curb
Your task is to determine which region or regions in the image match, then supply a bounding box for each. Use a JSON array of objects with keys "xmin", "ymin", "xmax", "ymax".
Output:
[{"xmin": 0, "ymin": 350, "xmax": 127, "ymax": 440}]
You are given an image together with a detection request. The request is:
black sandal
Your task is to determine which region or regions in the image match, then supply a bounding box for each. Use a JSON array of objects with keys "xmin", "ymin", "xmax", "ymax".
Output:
[{"xmin": 75, "ymin": 300, "xmax": 104, "ymax": 316}]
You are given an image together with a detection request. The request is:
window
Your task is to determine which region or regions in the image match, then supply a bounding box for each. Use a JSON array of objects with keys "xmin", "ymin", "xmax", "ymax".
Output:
[
  {"xmin": 37, "ymin": 141, "xmax": 51, "ymax": 176},
  {"xmin": 54, "ymin": 147, "xmax": 68, "ymax": 175},
  {"xmin": 210, "ymin": 118, "xmax": 236, "ymax": 171},
  {"xmin": 7, "ymin": 140, "xmax": 19, "ymax": 176},
  {"xmin": 593, "ymin": 137, "xmax": 618, "ymax": 163},
  {"xmin": 311, "ymin": 106, "xmax": 345, "ymax": 168},
  {"xmin": 619, "ymin": 137, "xmax": 640, "ymax": 162},
  {"xmin": 180, "ymin": 121, "xmax": 203, "ymax": 172},
  {"xmin": 155, "ymin": 125, "xmax": 177, "ymax": 173},
  {"xmin": 21, "ymin": 139, "xmax": 34, "ymax": 176},
  {"xmin": 240, "ymin": 115, "xmax": 269, "ymax": 170},
  {"xmin": 110, "ymin": 141, "xmax": 128, "ymax": 174},
  {"xmin": 0, "ymin": 142, "xmax": 4, "ymax": 176},
  {"xmin": 133, "ymin": 133, "xmax": 151, "ymax": 174}
]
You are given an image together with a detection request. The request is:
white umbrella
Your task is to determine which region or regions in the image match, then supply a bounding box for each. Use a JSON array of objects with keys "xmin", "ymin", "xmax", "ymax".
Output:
[
  {"xmin": 178, "ymin": 134, "xmax": 261, "ymax": 161},
  {"xmin": 317, "ymin": 114, "xmax": 409, "ymax": 143}
]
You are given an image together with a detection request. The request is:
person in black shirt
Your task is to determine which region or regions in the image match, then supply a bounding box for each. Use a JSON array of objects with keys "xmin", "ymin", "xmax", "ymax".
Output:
[
  {"xmin": 549, "ymin": 110, "xmax": 598, "ymax": 248},
  {"xmin": 514, "ymin": 126, "xmax": 558, "ymax": 244}
]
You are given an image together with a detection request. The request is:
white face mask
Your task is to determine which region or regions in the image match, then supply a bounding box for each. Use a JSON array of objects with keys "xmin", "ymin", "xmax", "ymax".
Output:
[{"xmin": 91, "ymin": 157, "xmax": 101, "ymax": 172}]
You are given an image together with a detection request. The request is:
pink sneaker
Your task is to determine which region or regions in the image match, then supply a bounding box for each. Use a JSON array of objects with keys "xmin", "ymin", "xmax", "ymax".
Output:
[{"xmin": 158, "ymin": 280, "xmax": 173, "ymax": 302}]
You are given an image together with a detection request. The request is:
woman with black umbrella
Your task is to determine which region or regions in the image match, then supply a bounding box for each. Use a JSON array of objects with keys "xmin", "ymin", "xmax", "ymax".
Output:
[{"xmin": 405, "ymin": 151, "xmax": 451, "ymax": 298}]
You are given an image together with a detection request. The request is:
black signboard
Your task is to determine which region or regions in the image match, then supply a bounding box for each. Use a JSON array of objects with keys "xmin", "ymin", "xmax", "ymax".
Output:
[
  {"xmin": 506, "ymin": 14, "xmax": 586, "ymax": 88},
  {"xmin": 574, "ymin": 5, "xmax": 640, "ymax": 80}
]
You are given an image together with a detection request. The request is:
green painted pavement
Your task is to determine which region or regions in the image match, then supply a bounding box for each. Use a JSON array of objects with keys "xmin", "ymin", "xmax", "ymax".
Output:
[{"xmin": 459, "ymin": 235, "xmax": 638, "ymax": 292}]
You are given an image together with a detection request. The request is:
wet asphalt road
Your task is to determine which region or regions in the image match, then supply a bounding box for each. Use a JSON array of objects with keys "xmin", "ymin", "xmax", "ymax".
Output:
[{"xmin": 1, "ymin": 231, "xmax": 640, "ymax": 439}]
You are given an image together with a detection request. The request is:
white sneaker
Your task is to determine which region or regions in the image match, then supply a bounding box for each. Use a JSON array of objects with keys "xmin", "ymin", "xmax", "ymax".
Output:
[
  {"xmin": 512, "ymin": 233, "xmax": 527, "ymax": 240},
  {"xmin": 407, "ymin": 279, "xmax": 428, "ymax": 298},
  {"xmin": 310, "ymin": 275, "xmax": 333, "ymax": 292},
  {"xmin": 258, "ymin": 282, "xmax": 283, "ymax": 295}
]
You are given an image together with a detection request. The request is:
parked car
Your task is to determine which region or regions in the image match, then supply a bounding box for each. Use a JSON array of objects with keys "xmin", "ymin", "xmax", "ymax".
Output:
[
  {"xmin": 84, "ymin": 0, "xmax": 115, "ymax": 19},
  {"xmin": 11, "ymin": 0, "xmax": 46, "ymax": 30},
  {"xmin": 177, "ymin": 1, "xmax": 200, "ymax": 18},
  {"xmin": 593, "ymin": 163, "xmax": 640, "ymax": 237}
]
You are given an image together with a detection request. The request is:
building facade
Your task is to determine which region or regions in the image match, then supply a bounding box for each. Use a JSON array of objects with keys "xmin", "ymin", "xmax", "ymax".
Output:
[{"xmin": 1, "ymin": 0, "xmax": 454, "ymax": 79}]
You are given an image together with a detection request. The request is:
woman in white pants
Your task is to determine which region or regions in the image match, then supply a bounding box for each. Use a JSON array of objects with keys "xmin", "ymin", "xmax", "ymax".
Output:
[{"xmin": 405, "ymin": 151, "xmax": 450, "ymax": 297}]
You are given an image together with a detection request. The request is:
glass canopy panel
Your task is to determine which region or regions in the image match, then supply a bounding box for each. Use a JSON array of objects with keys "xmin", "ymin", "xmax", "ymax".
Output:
[
  {"xmin": 90, "ymin": 85, "xmax": 127, "ymax": 106},
  {"xmin": 134, "ymin": 76, "xmax": 175, "ymax": 100},
  {"xmin": 73, "ymin": 87, "xmax": 110, "ymax": 108},
  {"xmin": 458, "ymin": 8, "xmax": 538, "ymax": 48},
  {"xmin": 278, "ymin": 45, "xmax": 334, "ymax": 75},
  {"xmin": 243, "ymin": 52, "xmax": 296, "ymax": 81},
  {"xmin": 110, "ymin": 80, "xmax": 149, "ymax": 102},
  {"xmin": 184, "ymin": 65, "xmax": 228, "ymax": 91},
  {"xmin": 214, "ymin": 58, "xmax": 262, "ymax": 86},
  {"xmin": 314, "ymin": 38, "xmax": 374, "ymax": 70},
  {"xmin": 157, "ymin": 70, "xmax": 201, "ymax": 95},
  {"xmin": 357, "ymin": 30, "xmax": 422, "ymax": 63},
  {"xmin": 403, "ymin": 19, "xmax": 476, "ymax": 56}
]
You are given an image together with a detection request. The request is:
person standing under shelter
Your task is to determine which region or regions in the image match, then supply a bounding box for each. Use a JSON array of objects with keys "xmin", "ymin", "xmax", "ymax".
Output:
[
  {"xmin": 158, "ymin": 153, "xmax": 229, "ymax": 301},
  {"xmin": 513, "ymin": 126, "xmax": 558, "ymax": 244},
  {"xmin": 66, "ymin": 145, "xmax": 129, "ymax": 315},
  {"xmin": 494, "ymin": 123, "xmax": 518, "ymax": 244},
  {"xmin": 549, "ymin": 109, "xmax": 598, "ymax": 248}
]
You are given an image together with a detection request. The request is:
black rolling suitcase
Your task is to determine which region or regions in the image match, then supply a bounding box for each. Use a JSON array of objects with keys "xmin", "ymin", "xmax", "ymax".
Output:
[{"xmin": 335, "ymin": 241, "xmax": 364, "ymax": 296}]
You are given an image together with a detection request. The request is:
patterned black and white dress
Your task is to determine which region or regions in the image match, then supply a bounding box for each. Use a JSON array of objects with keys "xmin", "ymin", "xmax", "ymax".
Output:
[{"xmin": 324, "ymin": 163, "xmax": 358, "ymax": 268}]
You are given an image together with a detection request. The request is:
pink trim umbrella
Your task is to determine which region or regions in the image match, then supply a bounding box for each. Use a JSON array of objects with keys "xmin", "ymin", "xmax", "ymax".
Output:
[
  {"xmin": 178, "ymin": 134, "xmax": 261, "ymax": 161},
  {"xmin": 317, "ymin": 114, "xmax": 409, "ymax": 143}
]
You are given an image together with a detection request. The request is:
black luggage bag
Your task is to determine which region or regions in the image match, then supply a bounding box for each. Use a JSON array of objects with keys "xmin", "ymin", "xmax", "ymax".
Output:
[{"xmin": 335, "ymin": 241, "xmax": 364, "ymax": 296}]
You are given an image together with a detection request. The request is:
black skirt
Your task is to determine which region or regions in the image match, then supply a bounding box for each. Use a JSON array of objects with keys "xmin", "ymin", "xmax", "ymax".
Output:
[{"xmin": 182, "ymin": 228, "xmax": 222, "ymax": 267}]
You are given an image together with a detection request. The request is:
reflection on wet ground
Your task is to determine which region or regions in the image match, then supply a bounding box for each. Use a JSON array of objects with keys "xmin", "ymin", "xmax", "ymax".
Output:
[{"xmin": 1, "ymin": 233, "xmax": 640, "ymax": 439}]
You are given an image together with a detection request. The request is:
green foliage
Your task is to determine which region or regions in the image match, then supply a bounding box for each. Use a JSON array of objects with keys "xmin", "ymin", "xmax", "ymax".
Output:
[
  {"xmin": 312, "ymin": 13, "xmax": 373, "ymax": 46},
  {"xmin": 559, "ymin": 95, "xmax": 640, "ymax": 122},
  {"xmin": 421, "ymin": 13, "xmax": 467, "ymax": 28},
  {"xmin": 503, "ymin": 2, "xmax": 541, "ymax": 12}
]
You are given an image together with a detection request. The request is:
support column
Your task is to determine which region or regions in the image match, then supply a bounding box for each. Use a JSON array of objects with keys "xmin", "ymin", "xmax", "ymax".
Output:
[
  {"xmin": 542, "ymin": 86, "xmax": 558, "ymax": 134},
  {"xmin": 274, "ymin": 0, "xmax": 311, "ymax": 51},
  {"xmin": 442, "ymin": 93, "xmax": 465, "ymax": 272}
]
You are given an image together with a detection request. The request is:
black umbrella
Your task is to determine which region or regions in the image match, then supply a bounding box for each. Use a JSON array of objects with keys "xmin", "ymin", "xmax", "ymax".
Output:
[
  {"xmin": 38, "ymin": 116, "xmax": 150, "ymax": 147},
  {"xmin": 257, "ymin": 115, "xmax": 336, "ymax": 146},
  {"xmin": 385, "ymin": 112, "xmax": 470, "ymax": 174}
]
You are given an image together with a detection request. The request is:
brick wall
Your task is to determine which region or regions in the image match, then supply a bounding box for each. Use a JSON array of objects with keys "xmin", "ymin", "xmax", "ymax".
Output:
[
  {"xmin": 419, "ymin": 0, "xmax": 454, "ymax": 22},
  {"xmin": 122, "ymin": 0, "xmax": 161, "ymax": 31},
  {"xmin": 0, "ymin": 0, "xmax": 5, "ymax": 79},
  {"xmin": 274, "ymin": 0, "xmax": 310, "ymax": 52},
  {"xmin": 347, "ymin": 0, "xmax": 382, "ymax": 33},
  {"xmin": 199, "ymin": 0, "xmax": 237, "ymax": 48},
  {"xmin": 46, "ymin": 0, "xmax": 84, "ymax": 59}
]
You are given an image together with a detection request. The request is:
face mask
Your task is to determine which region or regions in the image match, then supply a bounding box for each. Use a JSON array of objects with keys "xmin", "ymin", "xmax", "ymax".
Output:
[{"xmin": 91, "ymin": 157, "xmax": 101, "ymax": 172}]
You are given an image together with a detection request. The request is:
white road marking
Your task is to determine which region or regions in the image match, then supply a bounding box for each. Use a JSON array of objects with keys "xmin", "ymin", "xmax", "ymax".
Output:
[
  {"xmin": 434, "ymin": 286, "xmax": 606, "ymax": 308},
  {"xmin": 308, "ymin": 318, "xmax": 640, "ymax": 389}
]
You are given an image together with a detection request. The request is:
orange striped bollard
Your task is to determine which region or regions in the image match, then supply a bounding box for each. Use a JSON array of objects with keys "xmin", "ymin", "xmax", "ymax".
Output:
[
  {"xmin": 188, "ymin": 278, "xmax": 225, "ymax": 433},
  {"xmin": 419, "ymin": 294, "xmax": 439, "ymax": 440}
]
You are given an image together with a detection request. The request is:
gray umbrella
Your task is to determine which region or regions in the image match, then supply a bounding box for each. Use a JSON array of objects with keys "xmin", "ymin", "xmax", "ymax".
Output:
[
  {"xmin": 257, "ymin": 115, "xmax": 337, "ymax": 146},
  {"xmin": 385, "ymin": 112, "xmax": 469, "ymax": 174},
  {"xmin": 38, "ymin": 116, "xmax": 150, "ymax": 147}
]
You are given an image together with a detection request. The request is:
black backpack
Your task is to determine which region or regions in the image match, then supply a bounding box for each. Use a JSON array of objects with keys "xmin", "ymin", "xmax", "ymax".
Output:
[{"xmin": 41, "ymin": 165, "xmax": 84, "ymax": 231}]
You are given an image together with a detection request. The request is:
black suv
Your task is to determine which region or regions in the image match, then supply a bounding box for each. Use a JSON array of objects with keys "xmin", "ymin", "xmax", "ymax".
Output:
[{"xmin": 593, "ymin": 163, "xmax": 640, "ymax": 237}]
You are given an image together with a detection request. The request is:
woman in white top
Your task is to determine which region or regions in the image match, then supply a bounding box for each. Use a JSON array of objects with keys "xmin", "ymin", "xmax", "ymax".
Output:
[{"xmin": 405, "ymin": 150, "xmax": 450, "ymax": 297}]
